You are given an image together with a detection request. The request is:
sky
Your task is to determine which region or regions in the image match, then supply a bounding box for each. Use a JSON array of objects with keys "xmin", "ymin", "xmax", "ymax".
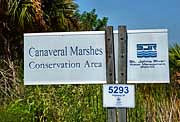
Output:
[{"xmin": 76, "ymin": 0, "xmax": 180, "ymax": 44}]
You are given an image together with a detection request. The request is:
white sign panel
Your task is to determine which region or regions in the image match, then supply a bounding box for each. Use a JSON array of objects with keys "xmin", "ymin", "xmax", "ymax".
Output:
[
  {"xmin": 24, "ymin": 32, "xmax": 106, "ymax": 85},
  {"xmin": 103, "ymin": 84, "xmax": 135, "ymax": 108},
  {"xmin": 114, "ymin": 29, "xmax": 170, "ymax": 83}
]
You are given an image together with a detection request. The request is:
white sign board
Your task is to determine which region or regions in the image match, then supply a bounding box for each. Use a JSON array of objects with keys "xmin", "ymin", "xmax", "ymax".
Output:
[
  {"xmin": 114, "ymin": 29, "xmax": 169, "ymax": 83},
  {"xmin": 24, "ymin": 29, "xmax": 169, "ymax": 85},
  {"xmin": 103, "ymin": 84, "xmax": 135, "ymax": 108},
  {"xmin": 24, "ymin": 32, "xmax": 106, "ymax": 85}
]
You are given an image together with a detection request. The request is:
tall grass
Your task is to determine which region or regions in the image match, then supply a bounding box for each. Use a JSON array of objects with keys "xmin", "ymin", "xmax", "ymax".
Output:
[
  {"xmin": 0, "ymin": 59, "xmax": 23, "ymax": 105},
  {"xmin": 128, "ymin": 84, "xmax": 180, "ymax": 122}
]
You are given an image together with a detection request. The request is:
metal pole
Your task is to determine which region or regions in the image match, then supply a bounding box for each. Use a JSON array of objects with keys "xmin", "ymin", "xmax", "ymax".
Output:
[
  {"xmin": 105, "ymin": 26, "xmax": 116, "ymax": 122},
  {"xmin": 117, "ymin": 25, "xmax": 127, "ymax": 122}
]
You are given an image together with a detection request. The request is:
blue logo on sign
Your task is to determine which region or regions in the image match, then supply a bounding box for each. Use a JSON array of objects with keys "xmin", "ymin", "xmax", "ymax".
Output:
[{"xmin": 137, "ymin": 44, "xmax": 157, "ymax": 58}]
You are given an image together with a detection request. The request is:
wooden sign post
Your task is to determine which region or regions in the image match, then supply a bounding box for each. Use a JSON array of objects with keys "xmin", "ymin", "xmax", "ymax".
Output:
[
  {"xmin": 105, "ymin": 26, "xmax": 116, "ymax": 122},
  {"xmin": 117, "ymin": 26, "xmax": 127, "ymax": 122}
]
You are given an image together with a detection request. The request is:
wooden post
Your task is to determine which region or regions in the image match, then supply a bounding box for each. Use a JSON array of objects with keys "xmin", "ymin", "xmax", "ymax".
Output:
[
  {"xmin": 117, "ymin": 26, "xmax": 127, "ymax": 122},
  {"xmin": 105, "ymin": 26, "xmax": 116, "ymax": 122}
]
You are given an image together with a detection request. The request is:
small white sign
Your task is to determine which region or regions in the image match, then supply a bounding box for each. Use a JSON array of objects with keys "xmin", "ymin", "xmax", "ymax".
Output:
[
  {"xmin": 114, "ymin": 29, "xmax": 170, "ymax": 83},
  {"xmin": 103, "ymin": 84, "xmax": 135, "ymax": 108},
  {"xmin": 24, "ymin": 32, "xmax": 106, "ymax": 85}
]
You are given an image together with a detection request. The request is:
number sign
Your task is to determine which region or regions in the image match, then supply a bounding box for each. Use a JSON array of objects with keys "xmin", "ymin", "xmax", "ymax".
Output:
[{"xmin": 103, "ymin": 84, "xmax": 135, "ymax": 108}]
